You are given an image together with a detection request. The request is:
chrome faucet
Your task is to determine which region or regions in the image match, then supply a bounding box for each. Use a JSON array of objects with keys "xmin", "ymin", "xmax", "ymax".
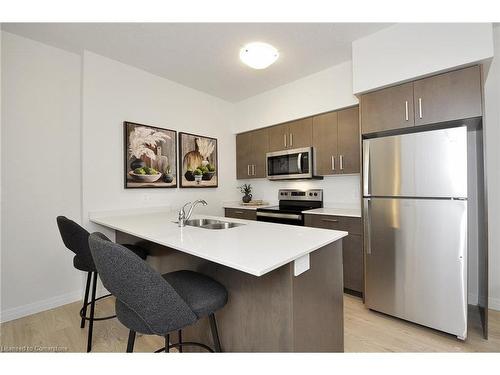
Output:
[{"xmin": 178, "ymin": 200, "xmax": 208, "ymax": 227}]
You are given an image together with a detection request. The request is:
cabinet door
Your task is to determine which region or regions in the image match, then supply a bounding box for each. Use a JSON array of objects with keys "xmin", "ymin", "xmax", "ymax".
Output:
[
  {"xmin": 224, "ymin": 208, "xmax": 257, "ymax": 220},
  {"xmin": 236, "ymin": 132, "xmax": 251, "ymax": 179},
  {"xmin": 337, "ymin": 106, "xmax": 360, "ymax": 174},
  {"xmin": 288, "ymin": 117, "xmax": 312, "ymax": 149},
  {"xmin": 361, "ymin": 82, "xmax": 415, "ymax": 134},
  {"xmin": 268, "ymin": 123, "xmax": 289, "ymax": 152},
  {"xmin": 312, "ymin": 111, "xmax": 338, "ymax": 176},
  {"xmin": 413, "ymin": 65, "xmax": 482, "ymax": 126},
  {"xmin": 343, "ymin": 234, "xmax": 363, "ymax": 293},
  {"xmin": 249, "ymin": 128, "xmax": 269, "ymax": 178}
]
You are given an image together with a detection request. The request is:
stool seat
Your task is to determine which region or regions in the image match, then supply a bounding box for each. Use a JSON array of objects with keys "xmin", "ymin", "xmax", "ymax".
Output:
[{"xmin": 163, "ymin": 270, "xmax": 228, "ymax": 319}]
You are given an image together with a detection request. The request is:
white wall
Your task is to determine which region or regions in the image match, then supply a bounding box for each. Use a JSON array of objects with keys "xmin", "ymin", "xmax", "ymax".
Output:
[
  {"xmin": 82, "ymin": 51, "xmax": 239, "ymax": 238},
  {"xmin": 232, "ymin": 61, "xmax": 358, "ymax": 133},
  {"xmin": 352, "ymin": 23, "xmax": 494, "ymax": 94},
  {"xmin": 232, "ymin": 61, "xmax": 360, "ymax": 209},
  {"xmin": 1, "ymin": 32, "xmax": 83, "ymax": 322},
  {"xmin": 483, "ymin": 25, "xmax": 500, "ymax": 310}
]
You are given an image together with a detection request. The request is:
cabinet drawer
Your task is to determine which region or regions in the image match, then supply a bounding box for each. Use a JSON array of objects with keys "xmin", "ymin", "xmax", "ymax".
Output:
[
  {"xmin": 304, "ymin": 214, "xmax": 362, "ymax": 235},
  {"xmin": 224, "ymin": 208, "xmax": 257, "ymax": 221}
]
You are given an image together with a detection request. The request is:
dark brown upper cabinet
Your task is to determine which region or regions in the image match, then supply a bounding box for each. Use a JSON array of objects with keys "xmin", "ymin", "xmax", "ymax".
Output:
[
  {"xmin": 361, "ymin": 65, "xmax": 482, "ymax": 135},
  {"xmin": 312, "ymin": 111, "xmax": 338, "ymax": 175},
  {"xmin": 268, "ymin": 118, "xmax": 312, "ymax": 152},
  {"xmin": 313, "ymin": 106, "xmax": 360, "ymax": 176},
  {"xmin": 337, "ymin": 107, "xmax": 360, "ymax": 174},
  {"xmin": 236, "ymin": 128, "xmax": 269, "ymax": 179},
  {"xmin": 413, "ymin": 65, "xmax": 482, "ymax": 126},
  {"xmin": 360, "ymin": 82, "xmax": 415, "ymax": 135}
]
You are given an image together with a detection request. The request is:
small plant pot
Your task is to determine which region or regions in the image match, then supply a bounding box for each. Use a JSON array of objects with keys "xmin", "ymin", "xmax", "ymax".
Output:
[
  {"xmin": 163, "ymin": 174, "xmax": 174, "ymax": 183},
  {"xmin": 194, "ymin": 174, "xmax": 203, "ymax": 183},
  {"xmin": 242, "ymin": 194, "xmax": 252, "ymax": 203},
  {"xmin": 184, "ymin": 171, "xmax": 195, "ymax": 181}
]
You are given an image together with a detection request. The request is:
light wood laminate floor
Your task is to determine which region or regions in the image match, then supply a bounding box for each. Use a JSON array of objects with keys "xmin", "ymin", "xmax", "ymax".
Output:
[{"xmin": 1, "ymin": 294, "xmax": 499, "ymax": 352}]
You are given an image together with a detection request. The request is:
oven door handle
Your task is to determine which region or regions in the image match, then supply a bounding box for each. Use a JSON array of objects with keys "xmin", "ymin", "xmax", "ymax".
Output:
[
  {"xmin": 256, "ymin": 211, "xmax": 303, "ymax": 221},
  {"xmin": 297, "ymin": 153, "xmax": 302, "ymax": 173}
]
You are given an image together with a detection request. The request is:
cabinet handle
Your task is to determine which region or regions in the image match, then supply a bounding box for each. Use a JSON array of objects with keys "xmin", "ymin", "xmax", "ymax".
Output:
[
  {"xmin": 284, "ymin": 134, "xmax": 287, "ymax": 148},
  {"xmin": 252, "ymin": 164, "xmax": 255, "ymax": 176},
  {"xmin": 339, "ymin": 155, "xmax": 344, "ymax": 170},
  {"xmin": 321, "ymin": 218, "xmax": 339, "ymax": 223},
  {"xmin": 405, "ymin": 100, "xmax": 409, "ymax": 121},
  {"xmin": 418, "ymin": 97, "xmax": 423, "ymax": 119},
  {"xmin": 331, "ymin": 155, "xmax": 335, "ymax": 171},
  {"xmin": 234, "ymin": 211, "xmax": 244, "ymax": 214},
  {"xmin": 289, "ymin": 133, "xmax": 293, "ymax": 147},
  {"xmin": 247, "ymin": 165, "xmax": 251, "ymax": 176}
]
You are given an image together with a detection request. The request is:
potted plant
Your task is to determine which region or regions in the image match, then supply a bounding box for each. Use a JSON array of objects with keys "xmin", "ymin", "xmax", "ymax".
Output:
[
  {"xmin": 239, "ymin": 184, "xmax": 252, "ymax": 203},
  {"xmin": 202, "ymin": 163, "xmax": 216, "ymax": 180},
  {"xmin": 193, "ymin": 168, "xmax": 203, "ymax": 183},
  {"xmin": 184, "ymin": 168, "xmax": 195, "ymax": 181}
]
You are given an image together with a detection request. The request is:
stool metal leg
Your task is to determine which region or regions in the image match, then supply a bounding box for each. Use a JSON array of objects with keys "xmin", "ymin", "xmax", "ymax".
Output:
[
  {"xmin": 126, "ymin": 330, "xmax": 136, "ymax": 353},
  {"xmin": 165, "ymin": 334, "xmax": 170, "ymax": 353},
  {"xmin": 209, "ymin": 314, "xmax": 222, "ymax": 352},
  {"xmin": 178, "ymin": 330, "xmax": 182, "ymax": 353},
  {"xmin": 87, "ymin": 272, "xmax": 98, "ymax": 352},
  {"xmin": 80, "ymin": 272, "xmax": 92, "ymax": 329}
]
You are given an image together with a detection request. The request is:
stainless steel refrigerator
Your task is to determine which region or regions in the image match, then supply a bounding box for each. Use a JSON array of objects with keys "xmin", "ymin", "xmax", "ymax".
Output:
[{"xmin": 363, "ymin": 127, "xmax": 468, "ymax": 339}]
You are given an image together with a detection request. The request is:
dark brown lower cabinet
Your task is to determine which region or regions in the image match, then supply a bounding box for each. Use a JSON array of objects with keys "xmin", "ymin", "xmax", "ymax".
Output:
[
  {"xmin": 224, "ymin": 208, "xmax": 257, "ymax": 221},
  {"xmin": 304, "ymin": 213, "xmax": 363, "ymax": 295}
]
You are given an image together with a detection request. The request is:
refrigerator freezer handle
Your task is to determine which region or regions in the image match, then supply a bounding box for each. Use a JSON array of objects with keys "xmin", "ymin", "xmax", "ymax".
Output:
[
  {"xmin": 363, "ymin": 140, "xmax": 370, "ymax": 196},
  {"xmin": 363, "ymin": 198, "xmax": 372, "ymax": 255}
]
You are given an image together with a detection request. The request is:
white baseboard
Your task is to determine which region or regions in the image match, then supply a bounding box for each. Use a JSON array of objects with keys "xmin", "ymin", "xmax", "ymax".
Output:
[
  {"xmin": 0, "ymin": 290, "xmax": 83, "ymax": 323},
  {"xmin": 489, "ymin": 296, "xmax": 500, "ymax": 311}
]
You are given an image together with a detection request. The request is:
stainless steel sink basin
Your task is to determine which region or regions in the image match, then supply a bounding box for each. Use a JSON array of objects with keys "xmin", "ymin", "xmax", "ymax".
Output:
[
  {"xmin": 183, "ymin": 218, "xmax": 244, "ymax": 230},
  {"xmin": 202, "ymin": 222, "xmax": 243, "ymax": 230},
  {"xmin": 184, "ymin": 218, "xmax": 220, "ymax": 227}
]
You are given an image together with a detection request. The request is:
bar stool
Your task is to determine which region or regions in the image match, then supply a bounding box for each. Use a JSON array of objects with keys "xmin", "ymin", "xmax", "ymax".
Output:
[
  {"xmin": 56, "ymin": 216, "xmax": 148, "ymax": 352},
  {"xmin": 88, "ymin": 232, "xmax": 228, "ymax": 353}
]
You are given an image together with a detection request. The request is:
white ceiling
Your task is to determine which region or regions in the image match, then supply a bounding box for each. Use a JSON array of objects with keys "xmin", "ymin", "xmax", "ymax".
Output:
[{"xmin": 2, "ymin": 23, "xmax": 392, "ymax": 102}]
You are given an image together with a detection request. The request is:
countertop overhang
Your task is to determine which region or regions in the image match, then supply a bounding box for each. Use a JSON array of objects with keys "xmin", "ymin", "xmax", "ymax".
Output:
[{"xmin": 89, "ymin": 209, "xmax": 347, "ymax": 277}]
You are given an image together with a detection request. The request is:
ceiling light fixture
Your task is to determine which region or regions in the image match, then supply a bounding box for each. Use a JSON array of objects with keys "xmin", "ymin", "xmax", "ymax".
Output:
[{"xmin": 239, "ymin": 42, "xmax": 279, "ymax": 70}]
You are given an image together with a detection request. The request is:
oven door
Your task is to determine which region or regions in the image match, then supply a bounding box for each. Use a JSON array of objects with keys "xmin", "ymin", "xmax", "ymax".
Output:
[{"xmin": 266, "ymin": 147, "xmax": 313, "ymax": 180}]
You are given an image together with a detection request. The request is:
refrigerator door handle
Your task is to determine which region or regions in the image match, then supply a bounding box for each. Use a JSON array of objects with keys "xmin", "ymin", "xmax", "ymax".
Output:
[
  {"xmin": 363, "ymin": 141, "xmax": 370, "ymax": 196},
  {"xmin": 363, "ymin": 198, "xmax": 372, "ymax": 255}
]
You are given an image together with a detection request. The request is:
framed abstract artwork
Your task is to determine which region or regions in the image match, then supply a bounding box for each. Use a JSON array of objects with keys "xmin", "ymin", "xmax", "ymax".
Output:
[
  {"xmin": 124, "ymin": 121, "xmax": 177, "ymax": 188},
  {"xmin": 179, "ymin": 132, "xmax": 218, "ymax": 188}
]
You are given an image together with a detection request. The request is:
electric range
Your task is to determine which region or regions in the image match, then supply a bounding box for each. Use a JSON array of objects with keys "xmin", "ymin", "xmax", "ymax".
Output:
[{"xmin": 256, "ymin": 189, "xmax": 323, "ymax": 226}]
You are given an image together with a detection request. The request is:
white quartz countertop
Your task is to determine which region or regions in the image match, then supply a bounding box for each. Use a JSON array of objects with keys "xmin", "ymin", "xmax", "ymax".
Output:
[
  {"xmin": 303, "ymin": 207, "xmax": 361, "ymax": 218},
  {"xmin": 89, "ymin": 210, "xmax": 347, "ymax": 277}
]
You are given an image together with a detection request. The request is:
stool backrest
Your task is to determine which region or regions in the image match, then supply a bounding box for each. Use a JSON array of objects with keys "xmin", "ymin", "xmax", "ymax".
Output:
[
  {"xmin": 56, "ymin": 216, "xmax": 93, "ymax": 265},
  {"xmin": 88, "ymin": 232, "xmax": 197, "ymax": 335}
]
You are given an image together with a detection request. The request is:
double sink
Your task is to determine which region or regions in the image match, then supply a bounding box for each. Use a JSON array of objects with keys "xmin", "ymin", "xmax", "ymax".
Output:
[{"xmin": 183, "ymin": 218, "xmax": 245, "ymax": 230}]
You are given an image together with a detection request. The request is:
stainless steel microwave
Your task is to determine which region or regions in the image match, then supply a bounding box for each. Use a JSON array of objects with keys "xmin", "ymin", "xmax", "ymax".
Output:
[{"xmin": 266, "ymin": 147, "xmax": 315, "ymax": 180}]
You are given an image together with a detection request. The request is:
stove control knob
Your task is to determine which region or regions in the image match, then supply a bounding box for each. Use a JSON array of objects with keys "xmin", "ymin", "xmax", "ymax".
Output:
[{"xmin": 314, "ymin": 193, "xmax": 318, "ymax": 196}]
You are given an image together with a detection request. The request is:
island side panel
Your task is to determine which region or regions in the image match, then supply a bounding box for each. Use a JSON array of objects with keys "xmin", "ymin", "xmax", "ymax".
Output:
[
  {"xmin": 115, "ymin": 231, "xmax": 343, "ymax": 352},
  {"xmin": 292, "ymin": 240, "xmax": 344, "ymax": 352}
]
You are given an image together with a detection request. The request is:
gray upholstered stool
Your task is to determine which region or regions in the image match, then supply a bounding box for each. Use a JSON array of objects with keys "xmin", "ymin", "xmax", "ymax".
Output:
[
  {"xmin": 56, "ymin": 216, "xmax": 148, "ymax": 352},
  {"xmin": 88, "ymin": 232, "xmax": 228, "ymax": 353}
]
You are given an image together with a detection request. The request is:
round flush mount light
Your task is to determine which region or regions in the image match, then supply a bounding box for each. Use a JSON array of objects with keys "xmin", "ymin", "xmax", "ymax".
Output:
[{"xmin": 239, "ymin": 42, "xmax": 279, "ymax": 70}]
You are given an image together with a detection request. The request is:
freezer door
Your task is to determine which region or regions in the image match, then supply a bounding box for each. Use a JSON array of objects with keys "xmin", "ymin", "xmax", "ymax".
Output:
[
  {"xmin": 364, "ymin": 197, "xmax": 467, "ymax": 338},
  {"xmin": 363, "ymin": 127, "xmax": 467, "ymax": 198}
]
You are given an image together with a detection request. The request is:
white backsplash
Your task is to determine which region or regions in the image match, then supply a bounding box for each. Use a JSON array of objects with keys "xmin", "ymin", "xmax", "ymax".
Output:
[{"xmin": 237, "ymin": 174, "xmax": 361, "ymax": 209}]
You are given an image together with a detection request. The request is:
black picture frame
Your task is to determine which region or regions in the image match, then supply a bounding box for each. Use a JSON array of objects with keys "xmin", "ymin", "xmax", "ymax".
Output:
[
  {"xmin": 178, "ymin": 132, "xmax": 218, "ymax": 188},
  {"xmin": 124, "ymin": 121, "xmax": 177, "ymax": 189}
]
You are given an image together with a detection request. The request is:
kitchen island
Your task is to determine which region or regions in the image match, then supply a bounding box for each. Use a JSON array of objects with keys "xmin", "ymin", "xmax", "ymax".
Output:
[{"xmin": 89, "ymin": 209, "xmax": 347, "ymax": 352}]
